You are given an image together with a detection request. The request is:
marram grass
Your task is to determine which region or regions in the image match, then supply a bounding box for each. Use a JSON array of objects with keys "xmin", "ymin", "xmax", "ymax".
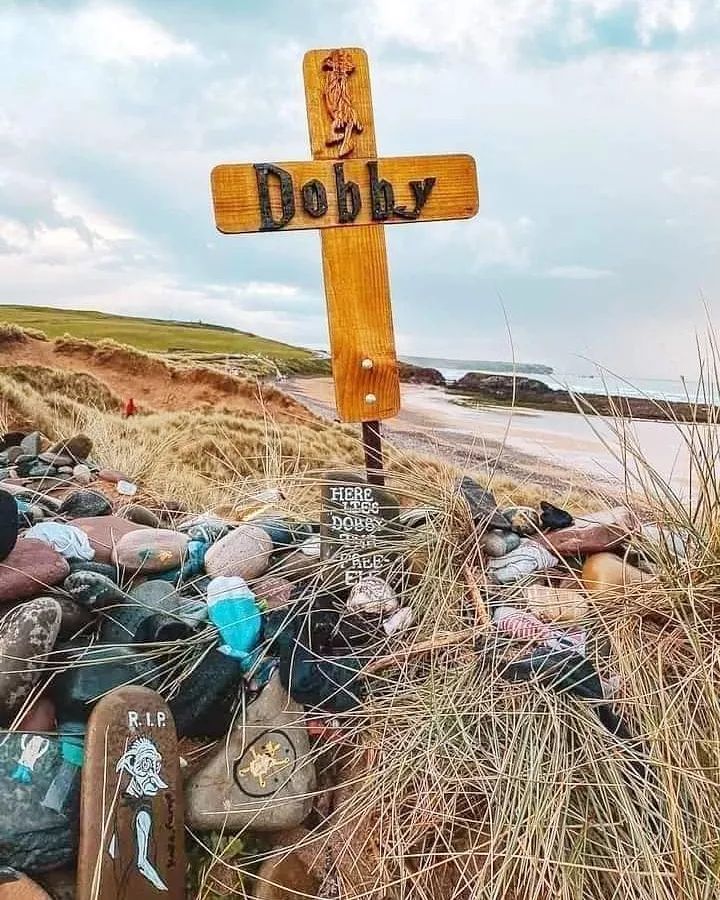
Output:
[{"xmin": 2, "ymin": 353, "xmax": 720, "ymax": 899}]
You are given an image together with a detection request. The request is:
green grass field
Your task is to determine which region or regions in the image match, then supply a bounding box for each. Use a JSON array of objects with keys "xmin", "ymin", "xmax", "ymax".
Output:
[{"xmin": 0, "ymin": 304, "xmax": 319, "ymax": 360}]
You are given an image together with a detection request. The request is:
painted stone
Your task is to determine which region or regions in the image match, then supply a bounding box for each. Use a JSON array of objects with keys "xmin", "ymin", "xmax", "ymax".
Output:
[
  {"xmin": 523, "ymin": 584, "xmax": 588, "ymax": 624},
  {"xmin": 253, "ymin": 575, "xmax": 294, "ymax": 610},
  {"xmin": 320, "ymin": 472, "xmax": 400, "ymax": 588},
  {"xmin": 543, "ymin": 507, "xmax": 639, "ymax": 557},
  {"xmin": 347, "ymin": 575, "xmax": 398, "ymax": 615},
  {"xmin": 503, "ymin": 506, "xmax": 541, "ymax": 536},
  {"xmin": 0, "ymin": 733, "xmax": 81, "ymax": 873},
  {"xmin": 479, "ymin": 528, "xmax": 521, "ymax": 558},
  {"xmin": 0, "ymin": 539, "xmax": 69, "ymax": 602},
  {"xmin": 581, "ymin": 553, "xmax": 650, "ymax": 594},
  {"xmin": 486, "ymin": 539, "xmax": 558, "ymax": 584},
  {"xmin": 71, "ymin": 516, "xmax": 150, "ymax": 564},
  {"xmin": 112, "ymin": 528, "xmax": 188, "ymax": 574},
  {"xmin": 75, "ymin": 686, "xmax": 185, "ymax": 900},
  {"xmin": 63, "ymin": 571, "xmax": 128, "ymax": 611},
  {"xmin": 186, "ymin": 674, "xmax": 315, "ymax": 832},
  {"xmin": 58, "ymin": 490, "xmax": 112, "ymax": 520},
  {"xmin": 204, "ymin": 523, "xmax": 273, "ymax": 580},
  {"xmin": 0, "ymin": 598, "xmax": 62, "ymax": 725}
]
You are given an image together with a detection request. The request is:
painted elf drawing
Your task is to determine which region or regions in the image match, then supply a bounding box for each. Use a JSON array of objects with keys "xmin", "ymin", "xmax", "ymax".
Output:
[{"xmin": 109, "ymin": 737, "xmax": 169, "ymax": 893}]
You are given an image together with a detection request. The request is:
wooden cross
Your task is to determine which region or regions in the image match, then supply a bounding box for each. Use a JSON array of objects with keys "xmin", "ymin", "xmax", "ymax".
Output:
[{"xmin": 211, "ymin": 47, "xmax": 479, "ymax": 479}]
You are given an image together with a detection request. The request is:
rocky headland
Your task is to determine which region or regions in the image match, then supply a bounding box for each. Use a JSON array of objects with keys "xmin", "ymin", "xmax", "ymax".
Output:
[{"xmin": 449, "ymin": 372, "xmax": 712, "ymax": 422}]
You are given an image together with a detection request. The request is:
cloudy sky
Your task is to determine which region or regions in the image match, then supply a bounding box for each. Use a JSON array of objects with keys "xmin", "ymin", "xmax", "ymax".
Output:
[{"xmin": 1, "ymin": 0, "xmax": 719, "ymax": 377}]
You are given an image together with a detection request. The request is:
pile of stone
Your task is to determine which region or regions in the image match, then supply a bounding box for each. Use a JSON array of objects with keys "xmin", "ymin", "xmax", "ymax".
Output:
[{"xmin": 0, "ymin": 429, "xmax": 670, "ymax": 897}]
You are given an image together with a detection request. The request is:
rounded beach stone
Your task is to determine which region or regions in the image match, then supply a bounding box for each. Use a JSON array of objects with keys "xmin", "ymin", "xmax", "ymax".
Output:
[
  {"xmin": 99, "ymin": 579, "xmax": 179, "ymax": 644},
  {"xmin": 185, "ymin": 674, "xmax": 315, "ymax": 832},
  {"xmin": 112, "ymin": 528, "xmax": 189, "ymax": 573},
  {"xmin": 63, "ymin": 571, "xmax": 127, "ymax": 611},
  {"xmin": 581, "ymin": 553, "xmax": 649, "ymax": 594},
  {"xmin": 479, "ymin": 528, "xmax": 520, "ymax": 558},
  {"xmin": 486, "ymin": 539, "xmax": 559, "ymax": 585},
  {"xmin": 72, "ymin": 464, "xmax": 92, "ymax": 486},
  {"xmin": 503, "ymin": 506, "xmax": 541, "ymax": 536},
  {"xmin": 205, "ymin": 524, "xmax": 273, "ymax": 580},
  {"xmin": 545, "ymin": 507, "xmax": 639, "ymax": 557},
  {"xmin": 347, "ymin": 575, "xmax": 398, "ymax": 615},
  {"xmin": 168, "ymin": 648, "xmax": 245, "ymax": 738},
  {"xmin": 49, "ymin": 433, "xmax": 93, "ymax": 461},
  {"xmin": 523, "ymin": 584, "xmax": 588, "ymax": 624},
  {"xmin": 19, "ymin": 431, "xmax": 44, "ymax": 456},
  {"xmin": 252, "ymin": 575, "xmax": 294, "ymax": 610},
  {"xmin": 17, "ymin": 694, "xmax": 56, "ymax": 732},
  {"xmin": 58, "ymin": 489, "xmax": 112, "ymax": 520},
  {"xmin": 539, "ymin": 500, "xmax": 573, "ymax": 531},
  {"xmin": 6, "ymin": 445, "xmax": 23, "ymax": 464},
  {"xmin": 0, "ymin": 597, "xmax": 62, "ymax": 725},
  {"xmin": 0, "ymin": 539, "xmax": 69, "ymax": 601},
  {"xmin": 71, "ymin": 516, "xmax": 150, "ymax": 563},
  {"xmin": 116, "ymin": 503, "xmax": 160, "ymax": 528},
  {"xmin": 0, "ymin": 489, "xmax": 18, "ymax": 562}
]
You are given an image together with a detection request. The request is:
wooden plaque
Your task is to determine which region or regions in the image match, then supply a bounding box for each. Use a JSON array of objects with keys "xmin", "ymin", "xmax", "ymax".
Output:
[
  {"xmin": 76, "ymin": 686, "xmax": 185, "ymax": 900},
  {"xmin": 211, "ymin": 155, "xmax": 479, "ymax": 234},
  {"xmin": 320, "ymin": 472, "xmax": 400, "ymax": 586}
]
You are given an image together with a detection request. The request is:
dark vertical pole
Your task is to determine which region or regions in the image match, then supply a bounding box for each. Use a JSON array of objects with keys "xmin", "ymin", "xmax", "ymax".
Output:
[{"xmin": 362, "ymin": 420, "xmax": 384, "ymax": 485}]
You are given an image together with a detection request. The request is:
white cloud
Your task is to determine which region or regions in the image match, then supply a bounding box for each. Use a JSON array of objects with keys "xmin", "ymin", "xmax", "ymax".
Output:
[
  {"xmin": 544, "ymin": 265, "xmax": 614, "ymax": 279},
  {"xmin": 636, "ymin": 0, "xmax": 696, "ymax": 43},
  {"xmin": 66, "ymin": 2, "xmax": 198, "ymax": 64},
  {"xmin": 361, "ymin": 0, "xmax": 556, "ymax": 65},
  {"xmin": 661, "ymin": 167, "xmax": 719, "ymax": 193}
]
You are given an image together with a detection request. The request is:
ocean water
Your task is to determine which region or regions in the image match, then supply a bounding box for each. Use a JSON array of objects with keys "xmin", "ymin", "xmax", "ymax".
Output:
[{"xmin": 435, "ymin": 367, "xmax": 701, "ymax": 403}]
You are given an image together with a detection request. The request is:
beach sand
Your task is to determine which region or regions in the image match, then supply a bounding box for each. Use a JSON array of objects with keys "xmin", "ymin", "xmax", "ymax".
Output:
[{"xmin": 286, "ymin": 377, "xmax": 693, "ymax": 498}]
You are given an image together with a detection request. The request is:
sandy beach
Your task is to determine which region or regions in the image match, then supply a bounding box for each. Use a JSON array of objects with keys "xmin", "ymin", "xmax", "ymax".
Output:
[{"xmin": 286, "ymin": 377, "xmax": 694, "ymax": 498}]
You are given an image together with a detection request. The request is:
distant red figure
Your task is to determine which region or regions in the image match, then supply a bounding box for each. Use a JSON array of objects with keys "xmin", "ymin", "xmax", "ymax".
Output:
[{"xmin": 123, "ymin": 398, "xmax": 137, "ymax": 418}]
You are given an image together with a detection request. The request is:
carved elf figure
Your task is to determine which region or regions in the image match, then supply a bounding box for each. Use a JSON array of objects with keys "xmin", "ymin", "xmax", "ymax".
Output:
[{"xmin": 109, "ymin": 737, "xmax": 169, "ymax": 895}]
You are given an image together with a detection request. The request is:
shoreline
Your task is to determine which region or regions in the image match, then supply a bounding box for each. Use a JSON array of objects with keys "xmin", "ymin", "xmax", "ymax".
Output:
[{"xmin": 284, "ymin": 377, "xmax": 694, "ymax": 499}]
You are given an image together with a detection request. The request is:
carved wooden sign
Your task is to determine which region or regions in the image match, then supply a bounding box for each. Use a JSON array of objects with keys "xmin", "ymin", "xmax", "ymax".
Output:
[
  {"xmin": 76, "ymin": 686, "xmax": 185, "ymax": 900},
  {"xmin": 210, "ymin": 47, "xmax": 479, "ymax": 423},
  {"xmin": 320, "ymin": 472, "xmax": 400, "ymax": 586},
  {"xmin": 212, "ymin": 155, "xmax": 477, "ymax": 233}
]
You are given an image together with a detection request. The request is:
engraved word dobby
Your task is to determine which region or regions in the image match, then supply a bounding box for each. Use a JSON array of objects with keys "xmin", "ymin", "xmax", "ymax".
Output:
[{"xmin": 212, "ymin": 154, "xmax": 477, "ymax": 235}]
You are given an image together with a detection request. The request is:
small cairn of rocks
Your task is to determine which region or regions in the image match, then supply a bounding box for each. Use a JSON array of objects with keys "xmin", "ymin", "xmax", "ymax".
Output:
[{"xmin": 0, "ymin": 428, "xmax": 671, "ymax": 897}]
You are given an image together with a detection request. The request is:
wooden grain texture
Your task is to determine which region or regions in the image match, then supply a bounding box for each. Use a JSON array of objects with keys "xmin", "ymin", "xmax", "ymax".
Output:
[
  {"xmin": 76, "ymin": 686, "xmax": 185, "ymax": 900},
  {"xmin": 304, "ymin": 47, "xmax": 399, "ymax": 422},
  {"xmin": 211, "ymin": 154, "xmax": 479, "ymax": 234}
]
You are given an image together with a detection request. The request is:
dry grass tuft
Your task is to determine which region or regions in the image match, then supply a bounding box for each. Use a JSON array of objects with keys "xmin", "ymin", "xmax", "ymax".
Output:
[{"xmin": 0, "ymin": 322, "xmax": 48, "ymax": 344}]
